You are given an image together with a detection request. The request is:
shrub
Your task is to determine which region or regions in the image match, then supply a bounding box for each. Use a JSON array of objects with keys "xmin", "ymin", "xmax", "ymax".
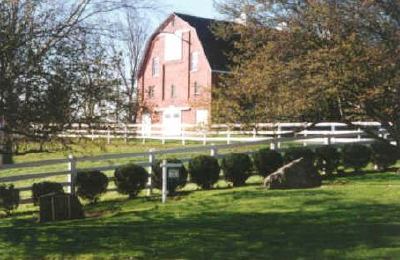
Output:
[
  {"xmin": 32, "ymin": 182, "xmax": 64, "ymax": 206},
  {"xmin": 221, "ymin": 153, "xmax": 253, "ymax": 187},
  {"xmin": 114, "ymin": 164, "xmax": 148, "ymax": 198},
  {"xmin": 342, "ymin": 144, "xmax": 371, "ymax": 172},
  {"xmin": 284, "ymin": 147, "xmax": 315, "ymax": 165},
  {"xmin": 253, "ymin": 148, "xmax": 284, "ymax": 177},
  {"xmin": 188, "ymin": 155, "xmax": 220, "ymax": 189},
  {"xmin": 315, "ymin": 146, "xmax": 341, "ymax": 176},
  {"xmin": 152, "ymin": 159, "xmax": 188, "ymax": 193},
  {"xmin": 0, "ymin": 185, "xmax": 20, "ymax": 215},
  {"xmin": 371, "ymin": 141, "xmax": 399, "ymax": 170},
  {"xmin": 76, "ymin": 170, "xmax": 109, "ymax": 203}
]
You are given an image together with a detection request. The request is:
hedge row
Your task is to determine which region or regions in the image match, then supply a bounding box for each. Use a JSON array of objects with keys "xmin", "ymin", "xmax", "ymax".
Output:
[{"xmin": 1, "ymin": 142, "xmax": 397, "ymax": 216}]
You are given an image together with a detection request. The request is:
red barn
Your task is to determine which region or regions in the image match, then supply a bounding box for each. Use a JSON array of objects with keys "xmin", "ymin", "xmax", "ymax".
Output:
[{"xmin": 137, "ymin": 13, "xmax": 232, "ymax": 135}]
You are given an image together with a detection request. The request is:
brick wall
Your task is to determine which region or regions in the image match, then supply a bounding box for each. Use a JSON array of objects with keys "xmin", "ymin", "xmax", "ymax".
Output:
[{"xmin": 138, "ymin": 14, "xmax": 213, "ymax": 125}]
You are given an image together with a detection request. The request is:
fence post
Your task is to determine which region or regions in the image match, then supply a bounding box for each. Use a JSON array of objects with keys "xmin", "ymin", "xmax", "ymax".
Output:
[
  {"xmin": 252, "ymin": 128, "xmax": 256, "ymax": 140},
  {"xmin": 277, "ymin": 124, "xmax": 281, "ymax": 149},
  {"xmin": 91, "ymin": 129, "xmax": 94, "ymax": 141},
  {"xmin": 107, "ymin": 129, "xmax": 111, "ymax": 144},
  {"xmin": 181, "ymin": 128, "xmax": 186, "ymax": 145},
  {"xmin": 147, "ymin": 149, "xmax": 155, "ymax": 196},
  {"xmin": 331, "ymin": 124, "xmax": 336, "ymax": 144},
  {"xmin": 67, "ymin": 155, "xmax": 77, "ymax": 194},
  {"xmin": 203, "ymin": 130, "xmax": 207, "ymax": 146},
  {"xmin": 210, "ymin": 146, "xmax": 218, "ymax": 157},
  {"xmin": 303, "ymin": 130, "xmax": 308, "ymax": 147},
  {"xmin": 270, "ymin": 134, "xmax": 278, "ymax": 150},
  {"xmin": 141, "ymin": 124, "xmax": 146, "ymax": 144},
  {"xmin": 227, "ymin": 129, "xmax": 231, "ymax": 144},
  {"xmin": 357, "ymin": 127, "xmax": 361, "ymax": 140},
  {"xmin": 124, "ymin": 125, "xmax": 128, "ymax": 143},
  {"xmin": 161, "ymin": 159, "xmax": 167, "ymax": 203},
  {"xmin": 325, "ymin": 135, "xmax": 332, "ymax": 145}
]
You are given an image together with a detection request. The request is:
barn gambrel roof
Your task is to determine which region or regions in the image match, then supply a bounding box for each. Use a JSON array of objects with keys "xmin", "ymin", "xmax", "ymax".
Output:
[{"xmin": 137, "ymin": 13, "xmax": 234, "ymax": 77}]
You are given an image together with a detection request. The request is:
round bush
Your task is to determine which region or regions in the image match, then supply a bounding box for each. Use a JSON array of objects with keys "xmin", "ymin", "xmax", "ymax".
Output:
[
  {"xmin": 253, "ymin": 148, "xmax": 284, "ymax": 177},
  {"xmin": 0, "ymin": 184, "xmax": 20, "ymax": 215},
  {"xmin": 76, "ymin": 170, "xmax": 109, "ymax": 203},
  {"xmin": 284, "ymin": 147, "xmax": 315, "ymax": 165},
  {"xmin": 315, "ymin": 146, "xmax": 341, "ymax": 176},
  {"xmin": 342, "ymin": 144, "xmax": 371, "ymax": 172},
  {"xmin": 371, "ymin": 141, "xmax": 399, "ymax": 170},
  {"xmin": 114, "ymin": 164, "xmax": 148, "ymax": 199},
  {"xmin": 188, "ymin": 155, "xmax": 220, "ymax": 189},
  {"xmin": 152, "ymin": 159, "xmax": 188, "ymax": 194},
  {"xmin": 221, "ymin": 153, "xmax": 253, "ymax": 187},
  {"xmin": 32, "ymin": 182, "xmax": 64, "ymax": 206}
]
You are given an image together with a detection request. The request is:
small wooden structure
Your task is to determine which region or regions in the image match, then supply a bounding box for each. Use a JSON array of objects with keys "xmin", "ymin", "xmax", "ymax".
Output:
[{"xmin": 39, "ymin": 193, "xmax": 84, "ymax": 222}]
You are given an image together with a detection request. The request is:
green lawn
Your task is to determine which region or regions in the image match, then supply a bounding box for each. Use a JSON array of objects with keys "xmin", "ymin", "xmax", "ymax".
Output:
[{"xmin": 0, "ymin": 172, "xmax": 400, "ymax": 259}]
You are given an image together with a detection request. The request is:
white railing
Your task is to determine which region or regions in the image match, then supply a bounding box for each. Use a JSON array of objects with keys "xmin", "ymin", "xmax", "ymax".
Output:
[
  {"xmin": 57, "ymin": 121, "xmax": 389, "ymax": 145},
  {"xmin": 0, "ymin": 131, "xmax": 381, "ymax": 205}
]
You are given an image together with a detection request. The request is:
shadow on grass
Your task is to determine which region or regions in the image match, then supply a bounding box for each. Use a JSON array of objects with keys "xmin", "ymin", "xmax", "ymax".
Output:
[
  {"xmin": 1, "ymin": 185, "xmax": 400, "ymax": 259},
  {"xmin": 323, "ymin": 171, "xmax": 400, "ymax": 185}
]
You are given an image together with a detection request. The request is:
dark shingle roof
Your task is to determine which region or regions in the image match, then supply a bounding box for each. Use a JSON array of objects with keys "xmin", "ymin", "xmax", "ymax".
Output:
[{"xmin": 175, "ymin": 13, "xmax": 234, "ymax": 71}]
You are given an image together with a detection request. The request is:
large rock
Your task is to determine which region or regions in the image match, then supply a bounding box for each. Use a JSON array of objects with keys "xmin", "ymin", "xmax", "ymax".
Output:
[{"xmin": 263, "ymin": 158, "xmax": 321, "ymax": 189}]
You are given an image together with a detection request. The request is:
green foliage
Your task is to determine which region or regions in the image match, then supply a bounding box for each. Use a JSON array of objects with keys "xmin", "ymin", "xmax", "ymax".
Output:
[
  {"xmin": 76, "ymin": 170, "xmax": 109, "ymax": 203},
  {"xmin": 371, "ymin": 142, "xmax": 399, "ymax": 170},
  {"xmin": 114, "ymin": 164, "xmax": 148, "ymax": 199},
  {"xmin": 315, "ymin": 146, "xmax": 341, "ymax": 176},
  {"xmin": 32, "ymin": 182, "xmax": 64, "ymax": 206},
  {"xmin": 221, "ymin": 153, "xmax": 253, "ymax": 187},
  {"xmin": 284, "ymin": 147, "xmax": 315, "ymax": 165},
  {"xmin": 0, "ymin": 185, "xmax": 19, "ymax": 215},
  {"xmin": 213, "ymin": 1, "xmax": 400, "ymax": 144},
  {"xmin": 152, "ymin": 159, "xmax": 188, "ymax": 194},
  {"xmin": 342, "ymin": 144, "xmax": 371, "ymax": 172},
  {"xmin": 253, "ymin": 148, "xmax": 283, "ymax": 177},
  {"xmin": 188, "ymin": 155, "xmax": 220, "ymax": 189}
]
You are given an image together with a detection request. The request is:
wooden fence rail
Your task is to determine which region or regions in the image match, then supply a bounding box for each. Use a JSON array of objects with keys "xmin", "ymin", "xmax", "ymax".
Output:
[
  {"xmin": 55, "ymin": 121, "xmax": 389, "ymax": 146},
  {"xmin": 0, "ymin": 127, "xmax": 390, "ymax": 205}
]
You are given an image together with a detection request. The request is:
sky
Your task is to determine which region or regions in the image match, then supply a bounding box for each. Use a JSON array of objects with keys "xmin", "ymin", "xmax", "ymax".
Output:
[
  {"xmin": 149, "ymin": 0, "xmax": 223, "ymax": 30},
  {"xmin": 161, "ymin": 0, "xmax": 220, "ymax": 19}
]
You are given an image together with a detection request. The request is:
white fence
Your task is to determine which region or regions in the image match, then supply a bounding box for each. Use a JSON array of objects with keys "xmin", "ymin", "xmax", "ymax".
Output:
[
  {"xmin": 58, "ymin": 121, "xmax": 389, "ymax": 145},
  {"xmin": 0, "ymin": 127, "xmax": 382, "ymax": 205}
]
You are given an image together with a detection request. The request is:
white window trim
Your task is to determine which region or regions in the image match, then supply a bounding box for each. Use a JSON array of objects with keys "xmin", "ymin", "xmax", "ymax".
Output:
[
  {"xmin": 190, "ymin": 51, "xmax": 199, "ymax": 72},
  {"xmin": 194, "ymin": 82, "xmax": 200, "ymax": 96},
  {"xmin": 152, "ymin": 57, "xmax": 160, "ymax": 77},
  {"xmin": 171, "ymin": 84, "xmax": 176, "ymax": 98}
]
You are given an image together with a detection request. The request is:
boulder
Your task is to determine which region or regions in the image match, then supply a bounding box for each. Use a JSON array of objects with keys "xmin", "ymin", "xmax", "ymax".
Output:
[{"xmin": 263, "ymin": 158, "xmax": 321, "ymax": 189}]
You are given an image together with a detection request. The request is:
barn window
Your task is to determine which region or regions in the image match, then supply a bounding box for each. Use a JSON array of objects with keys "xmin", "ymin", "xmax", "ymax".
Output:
[
  {"xmin": 165, "ymin": 31, "xmax": 182, "ymax": 61},
  {"xmin": 194, "ymin": 82, "xmax": 200, "ymax": 96},
  {"xmin": 152, "ymin": 57, "xmax": 159, "ymax": 77},
  {"xmin": 190, "ymin": 52, "xmax": 199, "ymax": 72},
  {"xmin": 148, "ymin": 86, "xmax": 155, "ymax": 98},
  {"xmin": 171, "ymin": 85, "xmax": 176, "ymax": 98}
]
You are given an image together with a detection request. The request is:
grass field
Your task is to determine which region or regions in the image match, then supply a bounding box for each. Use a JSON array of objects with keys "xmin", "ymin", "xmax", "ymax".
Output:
[{"xmin": 0, "ymin": 171, "xmax": 399, "ymax": 259}]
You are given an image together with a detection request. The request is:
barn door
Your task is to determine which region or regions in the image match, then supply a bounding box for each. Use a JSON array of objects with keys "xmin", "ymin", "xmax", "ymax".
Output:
[{"xmin": 162, "ymin": 108, "xmax": 182, "ymax": 136}]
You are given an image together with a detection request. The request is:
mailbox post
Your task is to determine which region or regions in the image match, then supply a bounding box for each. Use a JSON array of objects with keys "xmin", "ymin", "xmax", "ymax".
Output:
[{"xmin": 160, "ymin": 159, "xmax": 183, "ymax": 203}]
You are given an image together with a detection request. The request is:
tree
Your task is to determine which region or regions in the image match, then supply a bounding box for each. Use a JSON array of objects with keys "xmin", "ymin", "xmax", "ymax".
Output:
[
  {"xmin": 214, "ymin": 0, "xmax": 400, "ymax": 143},
  {"xmin": 111, "ymin": 10, "xmax": 149, "ymax": 123},
  {"xmin": 0, "ymin": 0, "xmax": 156, "ymax": 161}
]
